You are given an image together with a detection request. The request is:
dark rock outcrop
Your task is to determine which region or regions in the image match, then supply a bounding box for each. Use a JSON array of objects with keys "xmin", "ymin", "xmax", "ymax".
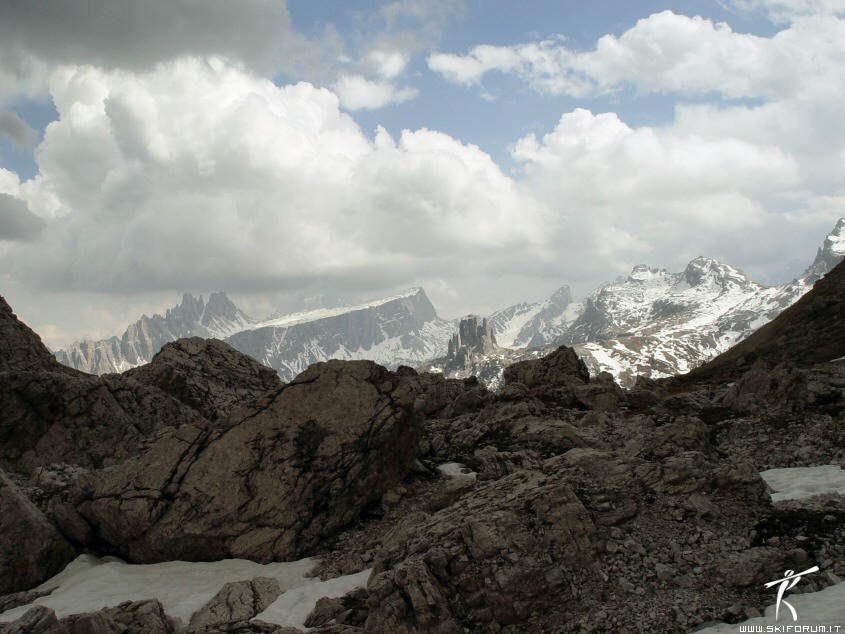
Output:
[
  {"xmin": 0, "ymin": 371, "xmax": 206, "ymax": 473},
  {"xmin": 122, "ymin": 337, "xmax": 282, "ymax": 421},
  {"xmin": 367, "ymin": 467, "xmax": 600, "ymax": 633},
  {"xmin": 0, "ymin": 296, "xmax": 69, "ymax": 374},
  {"xmin": 74, "ymin": 360, "xmax": 424, "ymax": 563},
  {"xmin": 503, "ymin": 344, "xmax": 590, "ymax": 388},
  {"xmin": 0, "ymin": 469, "xmax": 75, "ymax": 595}
]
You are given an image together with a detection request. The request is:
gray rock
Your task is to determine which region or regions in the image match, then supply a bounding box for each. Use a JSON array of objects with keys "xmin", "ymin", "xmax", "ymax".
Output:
[
  {"xmin": 0, "ymin": 370, "xmax": 206, "ymax": 474},
  {"xmin": 503, "ymin": 345, "xmax": 590, "ymax": 388},
  {"xmin": 75, "ymin": 360, "xmax": 423, "ymax": 563},
  {"xmin": 366, "ymin": 468, "xmax": 599, "ymax": 632},
  {"xmin": 189, "ymin": 577, "xmax": 280, "ymax": 629},
  {"xmin": 0, "ymin": 468, "xmax": 75, "ymax": 595},
  {"xmin": 304, "ymin": 597, "xmax": 345, "ymax": 628},
  {"xmin": 123, "ymin": 337, "xmax": 281, "ymax": 421},
  {"xmin": 0, "ymin": 605, "xmax": 68, "ymax": 634},
  {"xmin": 0, "ymin": 296, "xmax": 70, "ymax": 375},
  {"xmin": 62, "ymin": 599, "xmax": 176, "ymax": 634}
]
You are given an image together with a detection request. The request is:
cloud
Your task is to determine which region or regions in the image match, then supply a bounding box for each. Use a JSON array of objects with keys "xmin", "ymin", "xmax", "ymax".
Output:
[
  {"xmin": 723, "ymin": 0, "xmax": 845, "ymax": 22},
  {"xmin": 510, "ymin": 108, "xmax": 799, "ymax": 275},
  {"xmin": 4, "ymin": 58, "xmax": 548, "ymax": 296},
  {"xmin": 0, "ymin": 111, "xmax": 37, "ymax": 147},
  {"xmin": 334, "ymin": 74, "xmax": 419, "ymax": 110},
  {"xmin": 366, "ymin": 50, "xmax": 409, "ymax": 79},
  {"xmin": 0, "ymin": 0, "xmax": 349, "ymax": 108},
  {"xmin": 0, "ymin": 193, "xmax": 44, "ymax": 241},
  {"xmin": 0, "ymin": 0, "xmax": 291, "ymax": 73},
  {"xmin": 428, "ymin": 11, "xmax": 845, "ymax": 102}
]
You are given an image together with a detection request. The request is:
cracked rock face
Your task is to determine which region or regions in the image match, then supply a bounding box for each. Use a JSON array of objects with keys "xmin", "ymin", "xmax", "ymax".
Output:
[
  {"xmin": 367, "ymin": 467, "xmax": 601, "ymax": 633},
  {"xmin": 0, "ymin": 468, "xmax": 75, "ymax": 595},
  {"xmin": 0, "ymin": 371, "xmax": 207, "ymax": 474},
  {"xmin": 188, "ymin": 577, "xmax": 281, "ymax": 630},
  {"xmin": 75, "ymin": 360, "xmax": 424, "ymax": 563},
  {"xmin": 0, "ymin": 296, "xmax": 69, "ymax": 375},
  {"xmin": 503, "ymin": 345, "xmax": 590, "ymax": 389},
  {"xmin": 123, "ymin": 337, "xmax": 282, "ymax": 421}
]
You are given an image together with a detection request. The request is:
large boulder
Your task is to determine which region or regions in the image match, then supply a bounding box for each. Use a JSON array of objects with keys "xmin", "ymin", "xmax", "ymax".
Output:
[
  {"xmin": 74, "ymin": 360, "xmax": 424, "ymax": 563},
  {"xmin": 503, "ymin": 345, "xmax": 590, "ymax": 388},
  {"xmin": 122, "ymin": 337, "xmax": 282, "ymax": 421},
  {"xmin": 0, "ymin": 468, "xmax": 75, "ymax": 595},
  {"xmin": 188, "ymin": 577, "xmax": 281, "ymax": 630},
  {"xmin": 0, "ymin": 371, "xmax": 206, "ymax": 473}
]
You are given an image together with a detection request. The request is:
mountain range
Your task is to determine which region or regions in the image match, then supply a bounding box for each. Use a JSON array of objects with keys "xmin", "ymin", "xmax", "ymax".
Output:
[
  {"xmin": 57, "ymin": 288, "xmax": 452, "ymax": 382},
  {"xmin": 484, "ymin": 218, "xmax": 844, "ymax": 386},
  {"xmin": 4, "ymin": 246, "xmax": 845, "ymax": 632},
  {"xmin": 55, "ymin": 219, "xmax": 845, "ymax": 387}
]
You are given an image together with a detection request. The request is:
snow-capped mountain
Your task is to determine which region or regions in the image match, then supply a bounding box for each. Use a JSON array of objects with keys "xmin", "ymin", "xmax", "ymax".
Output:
[
  {"xmin": 488, "ymin": 286, "xmax": 582, "ymax": 348},
  {"xmin": 486, "ymin": 218, "xmax": 845, "ymax": 386},
  {"xmin": 55, "ymin": 292, "xmax": 254, "ymax": 374},
  {"xmin": 224, "ymin": 288, "xmax": 453, "ymax": 381},
  {"xmin": 56, "ymin": 288, "xmax": 453, "ymax": 382}
]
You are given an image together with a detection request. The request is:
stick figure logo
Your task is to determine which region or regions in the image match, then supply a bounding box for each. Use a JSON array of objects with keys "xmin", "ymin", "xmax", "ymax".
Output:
[{"xmin": 763, "ymin": 566, "xmax": 819, "ymax": 621}]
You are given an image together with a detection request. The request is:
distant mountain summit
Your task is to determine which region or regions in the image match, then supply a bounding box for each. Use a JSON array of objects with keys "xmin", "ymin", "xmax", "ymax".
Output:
[
  {"xmin": 798, "ymin": 217, "xmax": 845, "ymax": 285},
  {"xmin": 225, "ymin": 287, "xmax": 453, "ymax": 381},
  {"xmin": 55, "ymin": 220, "xmax": 845, "ymax": 388},
  {"xmin": 482, "ymin": 218, "xmax": 845, "ymax": 386},
  {"xmin": 56, "ymin": 287, "xmax": 453, "ymax": 382},
  {"xmin": 55, "ymin": 292, "xmax": 254, "ymax": 374}
]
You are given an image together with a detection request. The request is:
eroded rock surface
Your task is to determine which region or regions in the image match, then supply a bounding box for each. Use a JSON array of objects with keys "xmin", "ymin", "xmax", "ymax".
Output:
[
  {"xmin": 0, "ymin": 469, "xmax": 75, "ymax": 595},
  {"xmin": 123, "ymin": 337, "xmax": 282, "ymax": 421},
  {"xmin": 75, "ymin": 360, "xmax": 425, "ymax": 563},
  {"xmin": 189, "ymin": 577, "xmax": 280, "ymax": 630}
]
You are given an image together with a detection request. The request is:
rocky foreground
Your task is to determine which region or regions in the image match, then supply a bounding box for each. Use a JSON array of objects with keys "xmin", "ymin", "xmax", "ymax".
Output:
[{"xmin": 2, "ymin": 262, "xmax": 845, "ymax": 633}]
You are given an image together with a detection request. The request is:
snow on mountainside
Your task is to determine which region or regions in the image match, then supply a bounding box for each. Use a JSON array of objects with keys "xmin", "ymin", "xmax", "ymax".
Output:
[
  {"xmin": 54, "ymin": 220, "xmax": 845, "ymax": 388},
  {"xmin": 488, "ymin": 286, "xmax": 582, "ymax": 349},
  {"xmin": 224, "ymin": 288, "xmax": 453, "ymax": 381},
  {"xmin": 55, "ymin": 292, "xmax": 254, "ymax": 374},
  {"xmin": 55, "ymin": 287, "xmax": 453, "ymax": 382},
  {"xmin": 486, "ymin": 218, "xmax": 845, "ymax": 387}
]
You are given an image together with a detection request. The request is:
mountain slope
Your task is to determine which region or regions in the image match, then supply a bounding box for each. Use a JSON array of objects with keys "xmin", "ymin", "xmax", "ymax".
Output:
[
  {"xmin": 674, "ymin": 256, "xmax": 845, "ymax": 387},
  {"xmin": 225, "ymin": 288, "xmax": 453, "ymax": 381},
  {"xmin": 489, "ymin": 285, "xmax": 581, "ymax": 348},
  {"xmin": 480, "ymin": 218, "xmax": 845, "ymax": 387},
  {"xmin": 55, "ymin": 292, "xmax": 254, "ymax": 374}
]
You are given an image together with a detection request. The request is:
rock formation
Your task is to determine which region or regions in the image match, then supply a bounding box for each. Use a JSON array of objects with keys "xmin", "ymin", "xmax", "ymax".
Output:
[
  {"xmin": 55, "ymin": 292, "xmax": 255, "ymax": 374},
  {"xmin": 0, "ymin": 297, "xmax": 70, "ymax": 375},
  {"xmin": 122, "ymin": 337, "xmax": 282, "ymax": 421},
  {"xmin": 3, "ymin": 265, "xmax": 845, "ymax": 633},
  {"xmin": 446, "ymin": 315, "xmax": 498, "ymax": 362},
  {"xmin": 0, "ymin": 469, "xmax": 75, "ymax": 595},
  {"xmin": 73, "ymin": 360, "xmax": 426, "ymax": 563}
]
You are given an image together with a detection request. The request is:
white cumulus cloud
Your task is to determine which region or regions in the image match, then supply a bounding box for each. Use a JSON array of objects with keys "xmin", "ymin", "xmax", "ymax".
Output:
[
  {"xmin": 334, "ymin": 74, "xmax": 419, "ymax": 110},
  {"xmin": 4, "ymin": 58, "xmax": 548, "ymax": 301}
]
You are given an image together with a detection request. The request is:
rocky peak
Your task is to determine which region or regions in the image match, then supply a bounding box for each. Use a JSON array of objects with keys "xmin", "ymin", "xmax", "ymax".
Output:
[
  {"xmin": 627, "ymin": 264, "xmax": 667, "ymax": 282},
  {"xmin": 203, "ymin": 292, "xmax": 239, "ymax": 323},
  {"xmin": 447, "ymin": 315, "xmax": 498, "ymax": 362},
  {"xmin": 122, "ymin": 337, "xmax": 282, "ymax": 421},
  {"xmin": 683, "ymin": 256, "xmax": 750, "ymax": 289},
  {"xmin": 0, "ymin": 296, "xmax": 69, "ymax": 374},
  {"xmin": 800, "ymin": 217, "xmax": 845, "ymax": 285}
]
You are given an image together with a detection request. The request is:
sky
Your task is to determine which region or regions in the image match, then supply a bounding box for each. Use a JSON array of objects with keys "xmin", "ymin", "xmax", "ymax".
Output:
[{"xmin": 1, "ymin": 0, "xmax": 844, "ymax": 350}]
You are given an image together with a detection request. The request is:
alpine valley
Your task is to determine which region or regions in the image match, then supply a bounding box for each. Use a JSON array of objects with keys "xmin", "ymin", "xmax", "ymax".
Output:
[{"xmin": 56, "ymin": 219, "xmax": 845, "ymax": 388}]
